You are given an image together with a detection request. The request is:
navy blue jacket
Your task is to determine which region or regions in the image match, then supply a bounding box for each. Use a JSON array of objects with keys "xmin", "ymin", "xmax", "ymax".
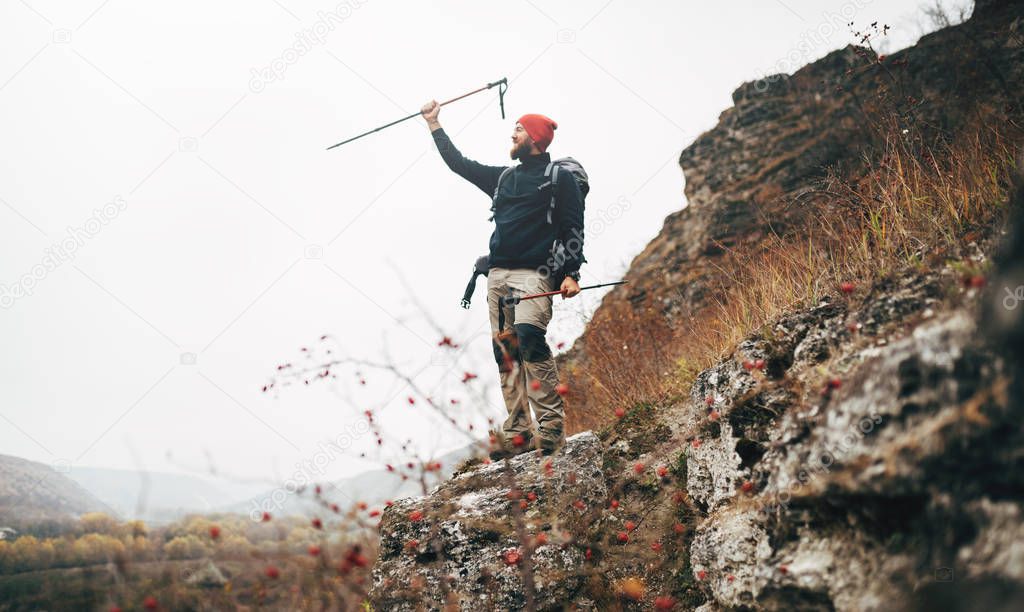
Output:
[{"xmin": 431, "ymin": 127, "xmax": 585, "ymax": 275}]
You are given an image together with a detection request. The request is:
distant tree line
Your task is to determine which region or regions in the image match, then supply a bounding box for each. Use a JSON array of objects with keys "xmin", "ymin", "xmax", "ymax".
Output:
[{"xmin": 0, "ymin": 512, "xmax": 333, "ymax": 575}]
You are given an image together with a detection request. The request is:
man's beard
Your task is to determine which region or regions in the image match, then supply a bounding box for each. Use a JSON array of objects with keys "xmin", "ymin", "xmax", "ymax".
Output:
[{"xmin": 510, "ymin": 140, "xmax": 532, "ymax": 160}]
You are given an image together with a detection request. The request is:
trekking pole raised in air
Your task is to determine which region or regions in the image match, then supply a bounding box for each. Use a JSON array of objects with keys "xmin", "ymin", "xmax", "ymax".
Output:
[
  {"xmin": 501, "ymin": 280, "xmax": 628, "ymax": 307},
  {"xmin": 326, "ymin": 77, "xmax": 509, "ymax": 151}
]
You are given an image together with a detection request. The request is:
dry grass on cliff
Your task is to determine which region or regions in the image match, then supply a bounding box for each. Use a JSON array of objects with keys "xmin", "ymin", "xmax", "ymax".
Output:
[{"xmin": 567, "ymin": 117, "xmax": 1021, "ymax": 434}]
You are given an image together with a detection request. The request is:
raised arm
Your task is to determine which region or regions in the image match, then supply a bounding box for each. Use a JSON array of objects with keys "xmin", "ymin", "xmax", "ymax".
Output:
[{"xmin": 421, "ymin": 99, "xmax": 508, "ymax": 197}]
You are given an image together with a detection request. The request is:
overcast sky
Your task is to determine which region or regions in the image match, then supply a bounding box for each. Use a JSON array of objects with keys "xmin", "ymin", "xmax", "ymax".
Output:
[{"xmin": 1, "ymin": 0, "xmax": 957, "ymax": 486}]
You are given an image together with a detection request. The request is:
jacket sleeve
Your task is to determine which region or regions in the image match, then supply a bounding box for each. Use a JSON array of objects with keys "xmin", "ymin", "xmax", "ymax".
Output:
[
  {"xmin": 431, "ymin": 127, "xmax": 509, "ymax": 197},
  {"xmin": 555, "ymin": 170, "xmax": 586, "ymax": 274}
]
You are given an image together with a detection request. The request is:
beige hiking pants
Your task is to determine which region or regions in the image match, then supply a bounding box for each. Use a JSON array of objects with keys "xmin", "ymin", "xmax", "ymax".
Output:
[{"xmin": 486, "ymin": 267, "xmax": 565, "ymax": 447}]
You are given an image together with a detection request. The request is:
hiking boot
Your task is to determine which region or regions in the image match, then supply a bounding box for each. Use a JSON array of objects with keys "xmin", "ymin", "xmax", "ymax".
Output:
[
  {"xmin": 537, "ymin": 436, "xmax": 565, "ymax": 456},
  {"xmin": 488, "ymin": 432, "xmax": 534, "ymax": 461}
]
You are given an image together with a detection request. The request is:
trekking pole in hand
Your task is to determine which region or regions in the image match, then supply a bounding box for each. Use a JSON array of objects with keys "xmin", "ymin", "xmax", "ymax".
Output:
[
  {"xmin": 326, "ymin": 78, "xmax": 508, "ymax": 150},
  {"xmin": 501, "ymin": 280, "xmax": 628, "ymax": 307}
]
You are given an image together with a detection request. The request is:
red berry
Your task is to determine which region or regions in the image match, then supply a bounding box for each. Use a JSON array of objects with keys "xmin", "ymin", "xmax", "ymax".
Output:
[
  {"xmin": 573, "ymin": 499, "xmax": 585, "ymax": 510},
  {"xmin": 610, "ymin": 499, "xmax": 619, "ymax": 509},
  {"xmin": 519, "ymin": 500, "xmax": 528, "ymax": 511},
  {"xmin": 708, "ymin": 410, "xmax": 720, "ymax": 421},
  {"xmin": 742, "ymin": 360, "xmax": 755, "ymax": 370},
  {"xmin": 969, "ymin": 275, "xmax": 986, "ymax": 288},
  {"xmin": 651, "ymin": 541, "xmax": 662, "ymax": 552},
  {"xmin": 828, "ymin": 378, "xmax": 841, "ymax": 389},
  {"xmin": 406, "ymin": 539, "xmax": 418, "ymax": 549},
  {"xmin": 461, "ymin": 371, "xmax": 477, "ymax": 383},
  {"xmin": 408, "ymin": 510, "xmax": 423, "ymax": 522},
  {"xmin": 556, "ymin": 341, "xmax": 565, "ymax": 349},
  {"xmin": 840, "ymin": 282, "xmax": 855, "ymax": 294},
  {"xmin": 754, "ymin": 359, "xmax": 766, "ymax": 370},
  {"xmin": 407, "ymin": 396, "xmax": 415, "ymax": 405},
  {"xmin": 633, "ymin": 462, "xmax": 645, "ymax": 474},
  {"xmin": 512, "ymin": 434, "xmax": 526, "ymax": 447},
  {"xmin": 696, "ymin": 570, "xmax": 706, "ymax": 580},
  {"xmin": 530, "ymin": 379, "xmax": 541, "ymax": 391},
  {"xmin": 143, "ymin": 596, "xmax": 158, "ymax": 610},
  {"xmin": 625, "ymin": 520, "xmax": 636, "ymax": 531},
  {"xmin": 691, "ymin": 439, "xmax": 702, "ymax": 449},
  {"xmin": 705, "ymin": 396, "xmax": 715, "ymax": 406},
  {"xmin": 614, "ymin": 407, "xmax": 626, "ymax": 418},
  {"xmin": 311, "ymin": 518, "xmax": 323, "ymax": 529},
  {"xmin": 555, "ymin": 383, "xmax": 569, "ymax": 396},
  {"xmin": 535, "ymin": 533, "xmax": 548, "ymax": 545},
  {"xmin": 369, "ymin": 510, "xmax": 381, "ymax": 517},
  {"xmin": 673, "ymin": 523, "xmax": 685, "ymax": 534},
  {"xmin": 741, "ymin": 480, "xmax": 754, "ymax": 493},
  {"xmin": 657, "ymin": 465, "xmax": 669, "ymax": 478},
  {"xmin": 727, "ymin": 574, "xmax": 735, "ymax": 582},
  {"xmin": 208, "ymin": 525, "xmax": 220, "ymax": 540},
  {"xmin": 503, "ymin": 549, "xmax": 521, "ymax": 565},
  {"xmin": 527, "ymin": 492, "xmax": 537, "ymax": 501},
  {"xmin": 585, "ymin": 548, "xmax": 593, "ymax": 560},
  {"xmin": 308, "ymin": 545, "xmax": 321, "ymax": 556},
  {"xmin": 779, "ymin": 564, "xmax": 789, "ymax": 574},
  {"xmin": 261, "ymin": 512, "xmax": 271, "ymax": 522},
  {"xmin": 654, "ymin": 596, "xmax": 676, "ymax": 610},
  {"xmin": 617, "ymin": 531, "xmax": 629, "ymax": 543}
]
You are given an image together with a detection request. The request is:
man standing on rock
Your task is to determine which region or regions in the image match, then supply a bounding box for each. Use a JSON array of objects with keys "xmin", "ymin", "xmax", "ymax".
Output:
[{"xmin": 420, "ymin": 99, "xmax": 585, "ymax": 459}]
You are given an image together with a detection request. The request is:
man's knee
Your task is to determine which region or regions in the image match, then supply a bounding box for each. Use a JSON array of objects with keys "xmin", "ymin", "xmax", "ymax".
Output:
[
  {"xmin": 514, "ymin": 323, "xmax": 551, "ymax": 362},
  {"xmin": 492, "ymin": 333, "xmax": 519, "ymax": 372}
]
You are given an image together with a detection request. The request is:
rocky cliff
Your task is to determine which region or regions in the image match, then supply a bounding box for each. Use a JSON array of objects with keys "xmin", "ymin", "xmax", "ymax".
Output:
[
  {"xmin": 558, "ymin": 0, "xmax": 1024, "ymax": 427},
  {"xmin": 369, "ymin": 2, "xmax": 1024, "ymax": 609},
  {"xmin": 368, "ymin": 210, "xmax": 1023, "ymax": 609}
]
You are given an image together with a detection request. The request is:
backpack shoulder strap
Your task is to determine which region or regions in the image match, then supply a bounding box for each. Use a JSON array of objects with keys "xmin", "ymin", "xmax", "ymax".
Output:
[
  {"xmin": 542, "ymin": 161, "xmax": 560, "ymax": 224},
  {"xmin": 492, "ymin": 166, "xmax": 514, "ymax": 202},
  {"xmin": 489, "ymin": 166, "xmax": 515, "ymax": 221}
]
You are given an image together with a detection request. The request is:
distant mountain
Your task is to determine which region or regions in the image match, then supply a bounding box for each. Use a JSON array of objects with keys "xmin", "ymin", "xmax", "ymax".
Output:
[
  {"xmin": 64, "ymin": 466, "xmax": 272, "ymax": 524},
  {"xmin": 1, "ymin": 442, "xmax": 479, "ymax": 527},
  {"xmin": 223, "ymin": 444, "xmax": 478, "ymax": 519},
  {"xmin": 0, "ymin": 454, "xmax": 114, "ymax": 527}
]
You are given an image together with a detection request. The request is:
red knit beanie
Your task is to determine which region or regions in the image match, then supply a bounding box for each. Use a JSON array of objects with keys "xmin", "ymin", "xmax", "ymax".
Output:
[{"xmin": 517, "ymin": 113, "xmax": 558, "ymax": 152}]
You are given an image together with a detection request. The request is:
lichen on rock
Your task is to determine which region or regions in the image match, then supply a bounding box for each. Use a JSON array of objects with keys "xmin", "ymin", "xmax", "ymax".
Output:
[{"xmin": 369, "ymin": 432, "xmax": 606, "ymax": 611}]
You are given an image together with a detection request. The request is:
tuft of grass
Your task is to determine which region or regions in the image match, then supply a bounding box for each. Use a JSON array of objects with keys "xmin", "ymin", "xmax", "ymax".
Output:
[{"xmin": 566, "ymin": 112, "xmax": 1020, "ymax": 434}]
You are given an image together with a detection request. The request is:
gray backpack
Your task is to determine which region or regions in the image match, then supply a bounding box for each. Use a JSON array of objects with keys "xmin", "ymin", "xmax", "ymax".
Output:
[{"xmin": 489, "ymin": 157, "xmax": 590, "ymax": 223}]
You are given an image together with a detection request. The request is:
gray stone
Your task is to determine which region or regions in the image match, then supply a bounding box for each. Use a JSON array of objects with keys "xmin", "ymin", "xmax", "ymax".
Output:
[{"xmin": 369, "ymin": 432, "xmax": 606, "ymax": 611}]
